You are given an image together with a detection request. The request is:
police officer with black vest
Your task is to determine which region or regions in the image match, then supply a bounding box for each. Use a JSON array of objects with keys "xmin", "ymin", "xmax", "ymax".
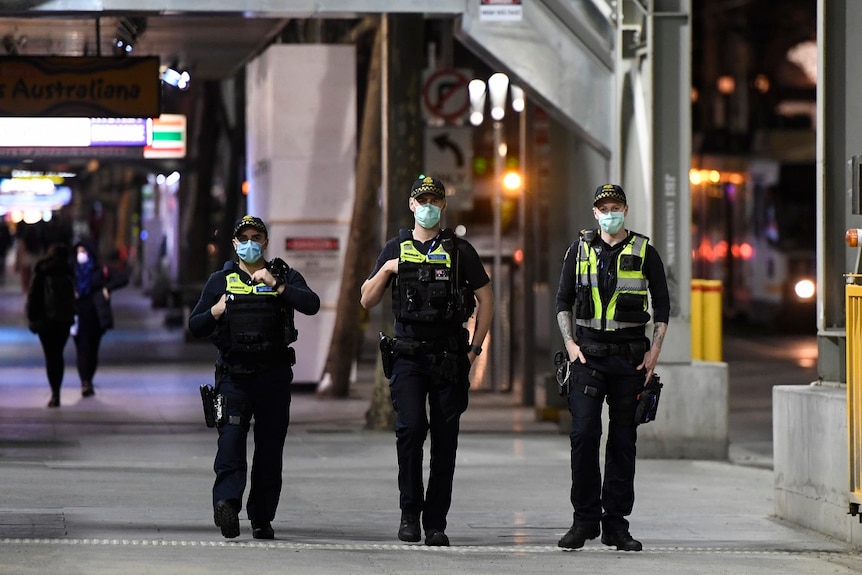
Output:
[
  {"xmin": 360, "ymin": 176, "xmax": 494, "ymax": 547},
  {"xmin": 188, "ymin": 215, "xmax": 320, "ymax": 540},
  {"xmin": 555, "ymin": 184, "xmax": 670, "ymax": 552}
]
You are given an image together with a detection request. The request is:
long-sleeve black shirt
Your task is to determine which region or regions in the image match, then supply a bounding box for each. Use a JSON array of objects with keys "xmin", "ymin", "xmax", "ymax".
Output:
[
  {"xmin": 188, "ymin": 259, "xmax": 320, "ymax": 340},
  {"xmin": 368, "ymin": 230, "xmax": 490, "ymax": 340},
  {"xmin": 555, "ymin": 230, "xmax": 670, "ymax": 341}
]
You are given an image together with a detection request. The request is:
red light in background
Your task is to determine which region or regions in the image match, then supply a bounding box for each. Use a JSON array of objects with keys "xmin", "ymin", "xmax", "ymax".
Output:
[{"xmin": 513, "ymin": 249, "xmax": 524, "ymax": 265}]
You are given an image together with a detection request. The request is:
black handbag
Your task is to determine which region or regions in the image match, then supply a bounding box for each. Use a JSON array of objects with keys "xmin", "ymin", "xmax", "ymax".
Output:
[{"xmin": 93, "ymin": 289, "xmax": 114, "ymax": 331}]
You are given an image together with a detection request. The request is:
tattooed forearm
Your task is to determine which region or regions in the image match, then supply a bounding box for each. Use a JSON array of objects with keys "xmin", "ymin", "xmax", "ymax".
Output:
[
  {"xmin": 557, "ymin": 311, "xmax": 575, "ymax": 343},
  {"xmin": 652, "ymin": 322, "xmax": 667, "ymax": 350}
]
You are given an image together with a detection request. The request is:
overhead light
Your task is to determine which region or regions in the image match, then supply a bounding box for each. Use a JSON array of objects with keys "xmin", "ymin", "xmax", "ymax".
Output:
[
  {"xmin": 112, "ymin": 17, "xmax": 146, "ymax": 56},
  {"xmin": 112, "ymin": 38, "xmax": 134, "ymax": 55},
  {"xmin": 468, "ymin": 79, "xmax": 487, "ymax": 126},
  {"xmin": 161, "ymin": 65, "xmax": 191, "ymax": 90},
  {"xmin": 488, "ymin": 72, "xmax": 509, "ymax": 121}
]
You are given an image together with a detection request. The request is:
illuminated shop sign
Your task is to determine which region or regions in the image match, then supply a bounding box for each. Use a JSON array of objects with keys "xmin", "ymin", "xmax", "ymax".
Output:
[
  {"xmin": 0, "ymin": 177, "xmax": 73, "ymax": 215},
  {"xmin": 0, "ymin": 117, "xmax": 149, "ymax": 147},
  {"xmin": 0, "ymin": 56, "xmax": 161, "ymax": 117},
  {"xmin": 90, "ymin": 118, "xmax": 149, "ymax": 146}
]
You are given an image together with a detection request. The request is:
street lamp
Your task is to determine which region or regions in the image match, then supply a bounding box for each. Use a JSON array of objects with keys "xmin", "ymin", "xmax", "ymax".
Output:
[
  {"xmin": 509, "ymin": 84, "xmax": 534, "ymax": 405},
  {"xmin": 469, "ymin": 72, "xmax": 509, "ymax": 391}
]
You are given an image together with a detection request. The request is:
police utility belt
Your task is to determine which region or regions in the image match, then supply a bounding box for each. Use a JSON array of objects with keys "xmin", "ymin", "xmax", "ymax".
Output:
[
  {"xmin": 579, "ymin": 341, "xmax": 647, "ymax": 361},
  {"xmin": 378, "ymin": 332, "xmax": 463, "ymax": 385},
  {"xmin": 554, "ymin": 349, "xmax": 663, "ymax": 425}
]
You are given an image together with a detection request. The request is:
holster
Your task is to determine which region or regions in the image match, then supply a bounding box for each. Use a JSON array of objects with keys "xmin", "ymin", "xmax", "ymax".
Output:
[
  {"xmin": 554, "ymin": 350, "xmax": 571, "ymax": 396},
  {"xmin": 200, "ymin": 384, "xmax": 226, "ymax": 428},
  {"xmin": 200, "ymin": 384, "xmax": 217, "ymax": 428},
  {"xmin": 635, "ymin": 373, "xmax": 663, "ymax": 424},
  {"xmin": 379, "ymin": 332, "xmax": 395, "ymax": 379},
  {"xmin": 554, "ymin": 350, "xmax": 606, "ymax": 398}
]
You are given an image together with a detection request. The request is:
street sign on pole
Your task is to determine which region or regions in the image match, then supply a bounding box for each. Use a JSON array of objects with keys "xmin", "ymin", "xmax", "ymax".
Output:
[
  {"xmin": 479, "ymin": 0, "xmax": 523, "ymax": 22},
  {"xmin": 423, "ymin": 125, "xmax": 474, "ymax": 210},
  {"xmin": 421, "ymin": 68, "xmax": 471, "ymax": 125}
]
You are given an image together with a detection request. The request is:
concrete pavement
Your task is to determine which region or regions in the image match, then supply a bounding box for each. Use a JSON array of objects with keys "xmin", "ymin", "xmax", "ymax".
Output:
[{"xmin": 1, "ymin": 281, "xmax": 861, "ymax": 574}]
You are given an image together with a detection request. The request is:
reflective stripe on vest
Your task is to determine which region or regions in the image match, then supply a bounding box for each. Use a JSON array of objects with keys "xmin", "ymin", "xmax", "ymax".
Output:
[
  {"xmin": 225, "ymin": 273, "xmax": 279, "ymax": 296},
  {"xmin": 399, "ymin": 239, "xmax": 452, "ymax": 267},
  {"xmin": 575, "ymin": 234, "xmax": 649, "ymax": 330}
]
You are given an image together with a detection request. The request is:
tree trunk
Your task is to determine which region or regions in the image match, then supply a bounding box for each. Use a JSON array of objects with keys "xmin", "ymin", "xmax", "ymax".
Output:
[
  {"xmin": 363, "ymin": 13, "xmax": 425, "ymax": 430},
  {"xmin": 318, "ymin": 18, "xmax": 383, "ymax": 398}
]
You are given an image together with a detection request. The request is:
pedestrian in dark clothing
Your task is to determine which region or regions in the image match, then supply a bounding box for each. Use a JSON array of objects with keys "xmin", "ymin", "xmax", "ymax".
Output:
[
  {"xmin": 73, "ymin": 240, "xmax": 128, "ymax": 398},
  {"xmin": 360, "ymin": 176, "xmax": 494, "ymax": 546},
  {"xmin": 555, "ymin": 184, "xmax": 670, "ymax": 552},
  {"xmin": 26, "ymin": 242, "xmax": 76, "ymax": 408},
  {"xmin": 188, "ymin": 215, "xmax": 320, "ymax": 540},
  {"xmin": 0, "ymin": 221, "xmax": 12, "ymax": 280}
]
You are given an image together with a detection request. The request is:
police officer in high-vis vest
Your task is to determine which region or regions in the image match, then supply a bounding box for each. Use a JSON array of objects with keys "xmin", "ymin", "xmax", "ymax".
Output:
[
  {"xmin": 555, "ymin": 184, "xmax": 669, "ymax": 552},
  {"xmin": 189, "ymin": 215, "xmax": 320, "ymax": 540},
  {"xmin": 360, "ymin": 176, "xmax": 494, "ymax": 547}
]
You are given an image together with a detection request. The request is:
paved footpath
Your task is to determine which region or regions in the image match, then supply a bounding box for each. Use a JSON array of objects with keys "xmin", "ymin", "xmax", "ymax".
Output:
[{"xmin": 0, "ymin": 285, "xmax": 860, "ymax": 574}]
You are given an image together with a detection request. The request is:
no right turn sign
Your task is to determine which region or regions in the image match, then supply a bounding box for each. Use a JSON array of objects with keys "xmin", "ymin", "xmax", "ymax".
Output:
[{"xmin": 421, "ymin": 68, "xmax": 471, "ymax": 124}]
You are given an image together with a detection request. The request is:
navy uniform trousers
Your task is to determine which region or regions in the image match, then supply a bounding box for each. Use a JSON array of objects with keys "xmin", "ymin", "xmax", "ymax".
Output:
[
  {"xmin": 389, "ymin": 352, "xmax": 469, "ymax": 533},
  {"xmin": 213, "ymin": 361, "xmax": 293, "ymax": 526},
  {"xmin": 567, "ymin": 342, "xmax": 644, "ymax": 534}
]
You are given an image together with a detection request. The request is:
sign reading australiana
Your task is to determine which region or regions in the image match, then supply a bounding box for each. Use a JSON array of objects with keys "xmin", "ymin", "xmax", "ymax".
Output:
[{"xmin": 0, "ymin": 56, "xmax": 161, "ymax": 117}]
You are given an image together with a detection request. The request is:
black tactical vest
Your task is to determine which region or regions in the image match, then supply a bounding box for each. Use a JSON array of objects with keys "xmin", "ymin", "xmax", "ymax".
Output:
[
  {"xmin": 216, "ymin": 271, "xmax": 297, "ymax": 357},
  {"xmin": 391, "ymin": 229, "xmax": 475, "ymax": 324}
]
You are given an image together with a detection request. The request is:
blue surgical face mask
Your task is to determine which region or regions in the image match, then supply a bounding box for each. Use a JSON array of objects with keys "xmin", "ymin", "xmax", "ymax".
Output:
[
  {"xmin": 236, "ymin": 240, "xmax": 263, "ymax": 264},
  {"xmin": 415, "ymin": 203, "xmax": 442, "ymax": 229},
  {"xmin": 598, "ymin": 211, "xmax": 625, "ymax": 234}
]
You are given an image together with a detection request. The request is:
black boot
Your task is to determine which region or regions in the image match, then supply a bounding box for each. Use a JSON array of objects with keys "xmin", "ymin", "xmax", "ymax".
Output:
[
  {"xmin": 398, "ymin": 513, "xmax": 421, "ymax": 543},
  {"xmin": 81, "ymin": 381, "xmax": 95, "ymax": 397},
  {"xmin": 601, "ymin": 529, "xmax": 643, "ymax": 551},
  {"xmin": 557, "ymin": 524, "xmax": 600, "ymax": 549},
  {"xmin": 214, "ymin": 500, "xmax": 240, "ymax": 539}
]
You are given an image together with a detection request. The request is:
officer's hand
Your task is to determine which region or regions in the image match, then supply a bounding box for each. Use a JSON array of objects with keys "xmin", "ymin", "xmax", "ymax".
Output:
[
  {"xmin": 251, "ymin": 268, "xmax": 278, "ymax": 288},
  {"xmin": 211, "ymin": 294, "xmax": 227, "ymax": 320},
  {"xmin": 382, "ymin": 258, "xmax": 399, "ymax": 276},
  {"xmin": 565, "ymin": 340, "xmax": 585, "ymax": 364},
  {"xmin": 637, "ymin": 348, "xmax": 659, "ymax": 384}
]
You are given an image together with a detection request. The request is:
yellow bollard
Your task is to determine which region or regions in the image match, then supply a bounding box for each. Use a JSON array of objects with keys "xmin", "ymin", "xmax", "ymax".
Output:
[
  {"xmin": 702, "ymin": 279, "xmax": 723, "ymax": 361},
  {"xmin": 691, "ymin": 279, "xmax": 705, "ymax": 360}
]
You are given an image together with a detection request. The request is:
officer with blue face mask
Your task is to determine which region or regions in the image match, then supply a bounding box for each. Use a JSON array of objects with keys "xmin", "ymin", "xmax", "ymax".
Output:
[
  {"xmin": 554, "ymin": 184, "xmax": 670, "ymax": 552},
  {"xmin": 188, "ymin": 215, "xmax": 320, "ymax": 540},
  {"xmin": 361, "ymin": 175, "xmax": 494, "ymax": 547}
]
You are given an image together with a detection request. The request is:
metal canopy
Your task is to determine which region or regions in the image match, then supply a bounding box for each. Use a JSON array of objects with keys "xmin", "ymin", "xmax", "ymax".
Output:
[{"xmin": 0, "ymin": 15, "xmax": 290, "ymax": 80}]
